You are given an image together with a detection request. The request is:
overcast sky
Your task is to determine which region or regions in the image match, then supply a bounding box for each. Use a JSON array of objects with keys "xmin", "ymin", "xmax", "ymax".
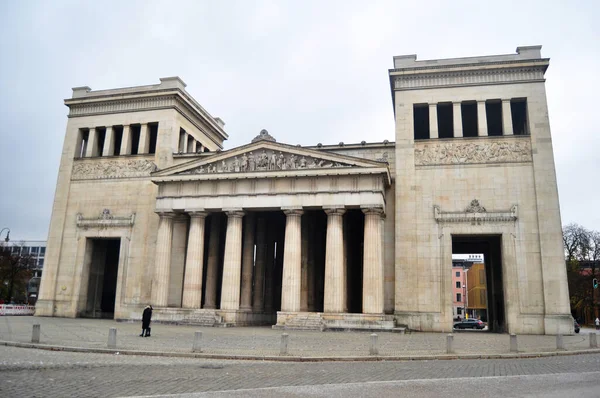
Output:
[{"xmin": 0, "ymin": 0, "xmax": 599, "ymax": 241}]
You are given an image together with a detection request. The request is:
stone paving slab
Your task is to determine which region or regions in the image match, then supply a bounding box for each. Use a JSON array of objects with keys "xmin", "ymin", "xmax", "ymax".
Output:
[{"xmin": 0, "ymin": 316, "xmax": 598, "ymax": 359}]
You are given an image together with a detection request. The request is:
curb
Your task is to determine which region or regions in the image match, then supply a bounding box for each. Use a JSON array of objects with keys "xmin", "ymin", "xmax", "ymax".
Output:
[{"xmin": 2, "ymin": 340, "xmax": 600, "ymax": 362}]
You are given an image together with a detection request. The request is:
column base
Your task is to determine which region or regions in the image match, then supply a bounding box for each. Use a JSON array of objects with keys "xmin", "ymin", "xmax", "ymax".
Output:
[
  {"xmin": 34, "ymin": 299, "xmax": 55, "ymax": 317},
  {"xmin": 274, "ymin": 311, "xmax": 403, "ymax": 332}
]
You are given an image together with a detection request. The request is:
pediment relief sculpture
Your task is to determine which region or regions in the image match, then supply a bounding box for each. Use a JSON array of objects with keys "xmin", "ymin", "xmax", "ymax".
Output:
[{"xmin": 180, "ymin": 149, "xmax": 354, "ymax": 175}]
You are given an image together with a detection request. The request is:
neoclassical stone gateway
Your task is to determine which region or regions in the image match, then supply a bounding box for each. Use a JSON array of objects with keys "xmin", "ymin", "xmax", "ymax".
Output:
[{"xmin": 36, "ymin": 46, "xmax": 573, "ymax": 334}]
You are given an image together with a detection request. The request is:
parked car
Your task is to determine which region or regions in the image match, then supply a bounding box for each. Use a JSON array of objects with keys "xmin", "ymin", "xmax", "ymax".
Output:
[
  {"xmin": 574, "ymin": 320, "xmax": 580, "ymax": 333},
  {"xmin": 453, "ymin": 318, "xmax": 485, "ymax": 329}
]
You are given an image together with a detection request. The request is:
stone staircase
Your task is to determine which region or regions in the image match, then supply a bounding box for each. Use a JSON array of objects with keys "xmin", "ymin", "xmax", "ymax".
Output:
[
  {"xmin": 275, "ymin": 313, "xmax": 325, "ymax": 331},
  {"xmin": 179, "ymin": 312, "xmax": 229, "ymax": 327}
]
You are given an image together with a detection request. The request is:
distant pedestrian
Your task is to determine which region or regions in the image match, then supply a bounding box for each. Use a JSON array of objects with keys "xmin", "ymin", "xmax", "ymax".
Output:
[
  {"xmin": 140, "ymin": 305, "xmax": 153, "ymax": 337},
  {"xmin": 595, "ymin": 317, "xmax": 599, "ymax": 331}
]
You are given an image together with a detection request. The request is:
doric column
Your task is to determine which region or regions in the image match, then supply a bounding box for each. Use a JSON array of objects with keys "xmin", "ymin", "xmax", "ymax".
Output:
[
  {"xmin": 102, "ymin": 126, "xmax": 115, "ymax": 156},
  {"xmin": 428, "ymin": 104, "xmax": 438, "ymax": 139},
  {"xmin": 502, "ymin": 99, "xmax": 514, "ymax": 135},
  {"xmin": 362, "ymin": 206, "xmax": 385, "ymax": 314},
  {"xmin": 138, "ymin": 123, "xmax": 150, "ymax": 154},
  {"xmin": 182, "ymin": 211, "xmax": 207, "ymax": 309},
  {"xmin": 220, "ymin": 210, "xmax": 245, "ymax": 310},
  {"xmin": 281, "ymin": 208, "xmax": 303, "ymax": 312},
  {"xmin": 85, "ymin": 128, "xmax": 99, "ymax": 157},
  {"xmin": 240, "ymin": 213, "xmax": 256, "ymax": 310},
  {"xmin": 191, "ymin": 140, "xmax": 197, "ymax": 153},
  {"xmin": 151, "ymin": 212, "xmax": 175, "ymax": 307},
  {"xmin": 120, "ymin": 125, "xmax": 132, "ymax": 155},
  {"xmin": 264, "ymin": 227, "xmax": 276, "ymax": 312},
  {"xmin": 300, "ymin": 213, "xmax": 309, "ymax": 311},
  {"xmin": 477, "ymin": 101, "xmax": 488, "ymax": 137},
  {"xmin": 252, "ymin": 216, "xmax": 267, "ymax": 311},
  {"xmin": 204, "ymin": 214, "xmax": 221, "ymax": 309},
  {"xmin": 323, "ymin": 207, "xmax": 346, "ymax": 313},
  {"xmin": 453, "ymin": 102, "xmax": 463, "ymax": 138}
]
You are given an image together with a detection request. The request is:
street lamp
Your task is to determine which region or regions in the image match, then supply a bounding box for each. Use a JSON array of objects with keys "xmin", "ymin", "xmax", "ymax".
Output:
[{"xmin": 0, "ymin": 228, "xmax": 9, "ymax": 242}]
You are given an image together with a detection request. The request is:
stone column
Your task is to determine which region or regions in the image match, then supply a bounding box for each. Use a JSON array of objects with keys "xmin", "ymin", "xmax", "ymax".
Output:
[
  {"xmin": 204, "ymin": 214, "xmax": 221, "ymax": 309},
  {"xmin": 300, "ymin": 214, "xmax": 310, "ymax": 312},
  {"xmin": 151, "ymin": 212, "xmax": 175, "ymax": 307},
  {"xmin": 182, "ymin": 211, "xmax": 207, "ymax": 309},
  {"xmin": 502, "ymin": 99, "xmax": 514, "ymax": 135},
  {"xmin": 453, "ymin": 102, "xmax": 463, "ymax": 138},
  {"xmin": 428, "ymin": 104, "xmax": 438, "ymax": 139},
  {"xmin": 323, "ymin": 207, "xmax": 346, "ymax": 313},
  {"xmin": 477, "ymin": 101, "xmax": 488, "ymax": 137},
  {"xmin": 85, "ymin": 127, "xmax": 99, "ymax": 157},
  {"xmin": 281, "ymin": 208, "xmax": 303, "ymax": 312},
  {"xmin": 264, "ymin": 228, "xmax": 276, "ymax": 312},
  {"xmin": 191, "ymin": 140, "xmax": 197, "ymax": 153},
  {"xmin": 362, "ymin": 207, "xmax": 385, "ymax": 314},
  {"xmin": 240, "ymin": 213, "xmax": 256, "ymax": 310},
  {"xmin": 120, "ymin": 125, "xmax": 132, "ymax": 155},
  {"xmin": 102, "ymin": 126, "xmax": 115, "ymax": 156},
  {"xmin": 220, "ymin": 210, "xmax": 245, "ymax": 310},
  {"xmin": 252, "ymin": 216, "xmax": 267, "ymax": 312},
  {"xmin": 138, "ymin": 123, "xmax": 150, "ymax": 154},
  {"xmin": 182, "ymin": 133, "xmax": 189, "ymax": 153}
]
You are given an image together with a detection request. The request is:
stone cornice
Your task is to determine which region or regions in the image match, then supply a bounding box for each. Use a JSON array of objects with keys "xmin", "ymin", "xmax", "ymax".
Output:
[
  {"xmin": 389, "ymin": 58, "xmax": 549, "ymax": 74},
  {"xmin": 76, "ymin": 209, "xmax": 135, "ymax": 229},
  {"xmin": 392, "ymin": 65, "xmax": 546, "ymax": 91},
  {"xmin": 434, "ymin": 200, "xmax": 518, "ymax": 225}
]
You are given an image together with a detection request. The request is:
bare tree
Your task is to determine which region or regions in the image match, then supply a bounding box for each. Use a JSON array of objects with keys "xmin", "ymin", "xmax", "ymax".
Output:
[{"xmin": 0, "ymin": 242, "xmax": 36, "ymax": 303}]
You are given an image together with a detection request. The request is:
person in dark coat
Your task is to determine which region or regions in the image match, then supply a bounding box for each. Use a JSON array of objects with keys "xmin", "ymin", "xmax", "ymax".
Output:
[{"xmin": 140, "ymin": 305, "xmax": 153, "ymax": 337}]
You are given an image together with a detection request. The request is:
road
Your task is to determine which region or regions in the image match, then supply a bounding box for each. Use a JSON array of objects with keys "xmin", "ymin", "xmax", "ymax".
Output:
[{"xmin": 1, "ymin": 346, "xmax": 599, "ymax": 397}]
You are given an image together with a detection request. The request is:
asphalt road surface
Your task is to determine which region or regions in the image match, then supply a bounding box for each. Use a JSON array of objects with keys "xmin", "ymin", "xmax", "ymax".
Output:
[{"xmin": 1, "ymin": 346, "xmax": 599, "ymax": 397}]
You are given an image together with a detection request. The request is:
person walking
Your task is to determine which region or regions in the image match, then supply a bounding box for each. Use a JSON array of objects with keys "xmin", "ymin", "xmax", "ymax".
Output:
[
  {"xmin": 595, "ymin": 317, "xmax": 599, "ymax": 331},
  {"xmin": 140, "ymin": 305, "xmax": 153, "ymax": 337}
]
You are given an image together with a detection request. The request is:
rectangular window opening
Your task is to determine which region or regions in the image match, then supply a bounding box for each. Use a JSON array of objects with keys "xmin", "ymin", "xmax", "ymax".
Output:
[
  {"xmin": 413, "ymin": 104, "xmax": 430, "ymax": 140},
  {"xmin": 457, "ymin": 293, "xmax": 462, "ymax": 302},
  {"xmin": 486, "ymin": 100, "xmax": 503, "ymax": 136},
  {"xmin": 113, "ymin": 126, "xmax": 123, "ymax": 155},
  {"xmin": 511, "ymin": 99, "xmax": 529, "ymax": 135},
  {"xmin": 437, "ymin": 102, "xmax": 454, "ymax": 138},
  {"xmin": 96, "ymin": 127, "xmax": 106, "ymax": 157},
  {"xmin": 456, "ymin": 281, "xmax": 461, "ymax": 288},
  {"xmin": 178, "ymin": 129, "xmax": 186, "ymax": 152},
  {"xmin": 78, "ymin": 129, "xmax": 89, "ymax": 158},
  {"xmin": 148, "ymin": 123, "xmax": 158, "ymax": 154},
  {"xmin": 461, "ymin": 102, "xmax": 478, "ymax": 137},
  {"xmin": 130, "ymin": 125, "xmax": 141, "ymax": 155}
]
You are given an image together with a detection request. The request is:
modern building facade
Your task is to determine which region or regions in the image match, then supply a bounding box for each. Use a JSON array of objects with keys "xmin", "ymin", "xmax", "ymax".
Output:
[{"xmin": 36, "ymin": 46, "xmax": 573, "ymax": 334}]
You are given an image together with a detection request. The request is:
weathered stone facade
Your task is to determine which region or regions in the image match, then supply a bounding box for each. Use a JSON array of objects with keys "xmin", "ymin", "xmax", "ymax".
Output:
[{"xmin": 36, "ymin": 47, "xmax": 573, "ymax": 334}]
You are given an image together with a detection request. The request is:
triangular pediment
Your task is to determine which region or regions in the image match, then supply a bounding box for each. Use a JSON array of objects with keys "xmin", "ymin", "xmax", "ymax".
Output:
[{"xmin": 153, "ymin": 140, "xmax": 388, "ymax": 178}]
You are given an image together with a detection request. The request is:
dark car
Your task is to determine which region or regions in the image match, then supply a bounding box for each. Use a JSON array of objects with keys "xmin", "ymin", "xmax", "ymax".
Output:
[
  {"xmin": 453, "ymin": 318, "xmax": 485, "ymax": 329},
  {"xmin": 574, "ymin": 320, "xmax": 580, "ymax": 333}
]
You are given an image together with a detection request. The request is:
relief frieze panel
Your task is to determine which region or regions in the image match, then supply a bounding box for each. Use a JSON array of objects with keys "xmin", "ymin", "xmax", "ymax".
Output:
[
  {"xmin": 180, "ymin": 149, "xmax": 353, "ymax": 175},
  {"xmin": 414, "ymin": 138, "xmax": 532, "ymax": 166},
  {"xmin": 72, "ymin": 158, "xmax": 158, "ymax": 180}
]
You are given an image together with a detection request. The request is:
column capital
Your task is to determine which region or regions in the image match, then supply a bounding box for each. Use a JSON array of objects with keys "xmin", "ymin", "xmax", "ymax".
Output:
[
  {"xmin": 428, "ymin": 103, "xmax": 437, "ymax": 108},
  {"xmin": 324, "ymin": 207, "xmax": 346, "ymax": 216},
  {"xmin": 477, "ymin": 100, "xmax": 486, "ymax": 104},
  {"xmin": 361, "ymin": 206, "xmax": 385, "ymax": 216},
  {"xmin": 502, "ymin": 98, "xmax": 511, "ymax": 103},
  {"xmin": 105, "ymin": 125, "xmax": 113, "ymax": 130},
  {"xmin": 186, "ymin": 209, "xmax": 208, "ymax": 218},
  {"xmin": 155, "ymin": 210, "xmax": 176, "ymax": 219},
  {"xmin": 283, "ymin": 207, "xmax": 303, "ymax": 216},
  {"xmin": 452, "ymin": 101, "xmax": 462, "ymax": 105},
  {"xmin": 123, "ymin": 124, "xmax": 131, "ymax": 128},
  {"xmin": 224, "ymin": 209, "xmax": 245, "ymax": 218}
]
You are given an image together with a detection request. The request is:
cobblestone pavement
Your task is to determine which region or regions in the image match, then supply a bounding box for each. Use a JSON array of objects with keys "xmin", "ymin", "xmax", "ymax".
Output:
[
  {"xmin": 1, "ymin": 316, "xmax": 597, "ymax": 357},
  {"xmin": 1, "ymin": 346, "xmax": 599, "ymax": 397}
]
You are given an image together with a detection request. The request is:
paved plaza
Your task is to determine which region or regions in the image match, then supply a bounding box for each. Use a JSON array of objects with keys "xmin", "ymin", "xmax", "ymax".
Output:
[{"xmin": 0, "ymin": 316, "xmax": 598, "ymax": 359}]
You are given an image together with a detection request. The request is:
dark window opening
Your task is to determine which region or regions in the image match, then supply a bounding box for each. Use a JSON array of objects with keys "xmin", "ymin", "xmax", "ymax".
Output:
[
  {"xmin": 148, "ymin": 123, "xmax": 158, "ymax": 154},
  {"xmin": 113, "ymin": 126, "xmax": 123, "ymax": 156},
  {"xmin": 78, "ymin": 129, "xmax": 89, "ymax": 158},
  {"xmin": 130, "ymin": 125, "xmax": 141, "ymax": 155},
  {"xmin": 511, "ymin": 99, "xmax": 529, "ymax": 135},
  {"xmin": 179, "ymin": 129, "xmax": 186, "ymax": 152},
  {"xmin": 96, "ymin": 127, "xmax": 107, "ymax": 156},
  {"xmin": 437, "ymin": 102, "xmax": 454, "ymax": 138},
  {"xmin": 204, "ymin": 147, "xmax": 210, "ymax": 153},
  {"xmin": 456, "ymin": 281, "xmax": 461, "ymax": 288},
  {"xmin": 461, "ymin": 102, "xmax": 478, "ymax": 137},
  {"xmin": 457, "ymin": 293, "xmax": 462, "ymax": 302},
  {"xmin": 413, "ymin": 104, "xmax": 430, "ymax": 140},
  {"xmin": 486, "ymin": 101, "xmax": 503, "ymax": 136}
]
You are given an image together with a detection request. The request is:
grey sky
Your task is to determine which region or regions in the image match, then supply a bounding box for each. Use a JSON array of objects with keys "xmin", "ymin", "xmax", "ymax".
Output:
[{"xmin": 0, "ymin": 0, "xmax": 598, "ymax": 240}]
